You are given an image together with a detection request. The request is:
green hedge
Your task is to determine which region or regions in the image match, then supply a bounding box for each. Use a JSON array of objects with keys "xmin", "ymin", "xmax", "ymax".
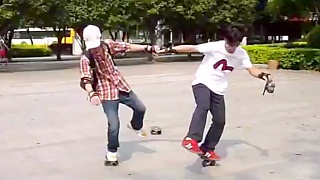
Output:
[
  {"xmin": 243, "ymin": 45, "xmax": 320, "ymax": 71},
  {"xmin": 10, "ymin": 45, "xmax": 52, "ymax": 57},
  {"xmin": 306, "ymin": 26, "xmax": 320, "ymax": 48},
  {"xmin": 248, "ymin": 42, "xmax": 308, "ymax": 48}
]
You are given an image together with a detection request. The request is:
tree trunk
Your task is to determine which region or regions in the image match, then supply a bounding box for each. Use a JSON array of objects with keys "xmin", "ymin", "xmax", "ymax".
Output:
[
  {"xmin": 27, "ymin": 27, "xmax": 33, "ymax": 45},
  {"xmin": 145, "ymin": 17, "xmax": 158, "ymax": 62},
  {"xmin": 54, "ymin": 27, "xmax": 63, "ymax": 61},
  {"xmin": 108, "ymin": 30, "xmax": 115, "ymax": 40},
  {"xmin": 114, "ymin": 31, "xmax": 118, "ymax": 41}
]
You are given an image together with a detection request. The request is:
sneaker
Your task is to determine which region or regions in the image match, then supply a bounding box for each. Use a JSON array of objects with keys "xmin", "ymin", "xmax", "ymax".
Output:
[
  {"xmin": 202, "ymin": 150, "xmax": 221, "ymax": 161},
  {"xmin": 127, "ymin": 123, "xmax": 147, "ymax": 137},
  {"xmin": 106, "ymin": 151, "xmax": 118, "ymax": 162},
  {"xmin": 181, "ymin": 137, "xmax": 203, "ymax": 154}
]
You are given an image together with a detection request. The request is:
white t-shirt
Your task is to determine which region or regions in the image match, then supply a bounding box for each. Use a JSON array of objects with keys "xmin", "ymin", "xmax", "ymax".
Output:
[{"xmin": 192, "ymin": 40, "xmax": 253, "ymax": 95}]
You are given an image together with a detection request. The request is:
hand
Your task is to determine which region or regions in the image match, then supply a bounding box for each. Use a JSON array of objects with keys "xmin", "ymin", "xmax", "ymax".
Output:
[
  {"xmin": 157, "ymin": 48, "xmax": 168, "ymax": 54},
  {"xmin": 152, "ymin": 45, "xmax": 160, "ymax": 57},
  {"xmin": 145, "ymin": 45, "xmax": 160, "ymax": 55},
  {"xmin": 259, "ymin": 72, "xmax": 272, "ymax": 81},
  {"xmin": 88, "ymin": 91, "xmax": 101, "ymax": 106},
  {"xmin": 265, "ymin": 74, "xmax": 273, "ymax": 82},
  {"xmin": 90, "ymin": 96, "xmax": 101, "ymax": 106}
]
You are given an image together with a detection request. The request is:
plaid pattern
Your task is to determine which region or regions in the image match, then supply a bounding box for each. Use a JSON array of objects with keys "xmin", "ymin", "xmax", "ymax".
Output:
[{"xmin": 80, "ymin": 41, "xmax": 131, "ymax": 100}]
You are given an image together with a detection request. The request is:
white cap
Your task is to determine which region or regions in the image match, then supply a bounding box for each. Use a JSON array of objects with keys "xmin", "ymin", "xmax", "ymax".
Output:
[{"xmin": 83, "ymin": 25, "xmax": 102, "ymax": 50}]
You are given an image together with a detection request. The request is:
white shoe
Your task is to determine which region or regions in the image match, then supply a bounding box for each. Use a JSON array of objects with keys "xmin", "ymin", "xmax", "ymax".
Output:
[
  {"xmin": 106, "ymin": 151, "xmax": 118, "ymax": 161},
  {"xmin": 127, "ymin": 123, "xmax": 147, "ymax": 137}
]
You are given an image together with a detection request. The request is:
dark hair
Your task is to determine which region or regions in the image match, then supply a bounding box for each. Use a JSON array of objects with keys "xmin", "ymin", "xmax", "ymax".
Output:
[{"xmin": 219, "ymin": 23, "xmax": 245, "ymax": 44}]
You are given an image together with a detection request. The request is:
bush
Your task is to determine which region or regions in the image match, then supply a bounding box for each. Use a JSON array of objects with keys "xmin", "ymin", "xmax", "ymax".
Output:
[
  {"xmin": 243, "ymin": 45, "xmax": 320, "ymax": 71},
  {"xmin": 248, "ymin": 42, "xmax": 308, "ymax": 48},
  {"xmin": 306, "ymin": 26, "xmax": 320, "ymax": 48},
  {"xmin": 10, "ymin": 44, "xmax": 53, "ymax": 58}
]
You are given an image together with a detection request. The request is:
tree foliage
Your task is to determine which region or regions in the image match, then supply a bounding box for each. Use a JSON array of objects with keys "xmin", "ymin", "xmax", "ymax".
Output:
[
  {"xmin": 0, "ymin": 0, "xmax": 259, "ymax": 59},
  {"xmin": 266, "ymin": 0, "xmax": 320, "ymax": 18}
]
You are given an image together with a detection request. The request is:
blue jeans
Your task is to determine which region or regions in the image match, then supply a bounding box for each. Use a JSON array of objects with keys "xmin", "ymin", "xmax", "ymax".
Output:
[{"xmin": 102, "ymin": 91, "xmax": 146, "ymax": 153}]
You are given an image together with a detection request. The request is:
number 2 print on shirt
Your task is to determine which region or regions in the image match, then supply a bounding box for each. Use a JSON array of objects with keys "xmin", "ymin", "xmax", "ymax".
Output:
[{"xmin": 213, "ymin": 59, "xmax": 234, "ymax": 72}]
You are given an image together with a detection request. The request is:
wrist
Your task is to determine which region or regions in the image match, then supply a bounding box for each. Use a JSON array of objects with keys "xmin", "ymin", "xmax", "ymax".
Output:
[
  {"xmin": 168, "ymin": 46, "xmax": 177, "ymax": 53},
  {"xmin": 88, "ymin": 90, "xmax": 98, "ymax": 98},
  {"xmin": 144, "ymin": 45, "xmax": 154, "ymax": 53}
]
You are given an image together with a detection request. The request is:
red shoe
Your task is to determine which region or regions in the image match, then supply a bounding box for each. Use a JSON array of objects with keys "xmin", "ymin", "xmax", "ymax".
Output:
[
  {"xmin": 181, "ymin": 137, "xmax": 203, "ymax": 154},
  {"xmin": 202, "ymin": 150, "xmax": 221, "ymax": 161}
]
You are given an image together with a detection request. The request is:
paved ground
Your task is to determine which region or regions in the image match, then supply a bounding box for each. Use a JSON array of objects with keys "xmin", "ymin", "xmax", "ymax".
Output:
[
  {"xmin": 1, "ymin": 54, "xmax": 202, "ymax": 72},
  {"xmin": 0, "ymin": 62, "xmax": 320, "ymax": 180},
  {"xmin": 11, "ymin": 55, "xmax": 80, "ymax": 62}
]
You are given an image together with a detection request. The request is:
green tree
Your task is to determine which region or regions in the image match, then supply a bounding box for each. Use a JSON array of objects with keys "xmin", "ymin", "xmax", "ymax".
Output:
[
  {"xmin": 266, "ymin": 0, "xmax": 320, "ymax": 18},
  {"xmin": 164, "ymin": 0, "xmax": 258, "ymax": 43},
  {"xmin": 0, "ymin": 0, "xmax": 36, "ymax": 60},
  {"xmin": 28, "ymin": 0, "xmax": 71, "ymax": 60}
]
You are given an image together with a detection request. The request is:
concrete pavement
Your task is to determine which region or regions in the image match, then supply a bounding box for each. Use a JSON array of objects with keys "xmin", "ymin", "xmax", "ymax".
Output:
[
  {"xmin": 0, "ymin": 62, "xmax": 320, "ymax": 180},
  {"xmin": 12, "ymin": 55, "xmax": 80, "ymax": 62},
  {"xmin": 1, "ymin": 54, "xmax": 203, "ymax": 72}
]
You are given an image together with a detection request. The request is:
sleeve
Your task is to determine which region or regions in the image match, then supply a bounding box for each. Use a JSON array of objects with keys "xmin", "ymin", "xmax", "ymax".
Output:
[
  {"xmin": 195, "ymin": 42, "xmax": 217, "ymax": 54},
  {"xmin": 241, "ymin": 50, "xmax": 253, "ymax": 69},
  {"xmin": 79, "ymin": 55, "xmax": 91, "ymax": 81},
  {"xmin": 105, "ymin": 40, "xmax": 130, "ymax": 54}
]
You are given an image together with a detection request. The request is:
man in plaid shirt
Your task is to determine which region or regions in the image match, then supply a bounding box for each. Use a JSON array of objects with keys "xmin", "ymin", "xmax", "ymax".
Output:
[{"xmin": 79, "ymin": 25, "xmax": 159, "ymax": 165}]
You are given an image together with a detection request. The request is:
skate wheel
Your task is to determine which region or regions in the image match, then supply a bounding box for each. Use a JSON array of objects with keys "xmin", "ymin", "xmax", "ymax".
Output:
[
  {"xmin": 104, "ymin": 160, "xmax": 119, "ymax": 166},
  {"xmin": 202, "ymin": 160, "xmax": 216, "ymax": 167}
]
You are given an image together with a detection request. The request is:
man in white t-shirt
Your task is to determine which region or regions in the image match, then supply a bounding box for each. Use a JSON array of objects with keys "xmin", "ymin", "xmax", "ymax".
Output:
[{"xmin": 162, "ymin": 24, "xmax": 272, "ymax": 161}]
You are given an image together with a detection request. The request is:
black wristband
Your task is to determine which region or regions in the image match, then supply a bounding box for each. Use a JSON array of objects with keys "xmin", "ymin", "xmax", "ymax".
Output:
[
  {"xmin": 167, "ymin": 46, "xmax": 177, "ymax": 53},
  {"xmin": 144, "ymin": 45, "xmax": 155, "ymax": 53},
  {"xmin": 88, "ymin": 91, "xmax": 98, "ymax": 98},
  {"xmin": 258, "ymin": 72, "xmax": 270, "ymax": 80}
]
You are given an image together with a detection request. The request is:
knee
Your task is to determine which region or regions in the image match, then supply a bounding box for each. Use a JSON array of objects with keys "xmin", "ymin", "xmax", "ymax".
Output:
[
  {"xmin": 212, "ymin": 116, "xmax": 226, "ymax": 127},
  {"xmin": 108, "ymin": 121, "xmax": 120, "ymax": 133},
  {"xmin": 105, "ymin": 113, "xmax": 120, "ymax": 133}
]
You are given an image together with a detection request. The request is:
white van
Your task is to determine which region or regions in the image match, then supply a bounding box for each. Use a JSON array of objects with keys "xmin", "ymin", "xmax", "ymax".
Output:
[{"xmin": 12, "ymin": 28, "xmax": 58, "ymax": 46}]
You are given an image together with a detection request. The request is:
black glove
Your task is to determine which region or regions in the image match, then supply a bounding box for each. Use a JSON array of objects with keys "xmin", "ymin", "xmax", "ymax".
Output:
[{"xmin": 258, "ymin": 72, "xmax": 270, "ymax": 80}]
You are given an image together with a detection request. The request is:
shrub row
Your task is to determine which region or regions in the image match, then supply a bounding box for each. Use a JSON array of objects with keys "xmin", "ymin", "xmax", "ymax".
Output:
[
  {"xmin": 7, "ymin": 43, "xmax": 320, "ymax": 71},
  {"xmin": 10, "ymin": 44, "xmax": 52, "ymax": 58},
  {"xmin": 243, "ymin": 44, "xmax": 320, "ymax": 71}
]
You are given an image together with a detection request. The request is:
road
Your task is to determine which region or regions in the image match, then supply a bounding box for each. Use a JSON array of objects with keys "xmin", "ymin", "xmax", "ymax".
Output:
[
  {"xmin": 2, "ymin": 54, "xmax": 202, "ymax": 72},
  {"xmin": 0, "ymin": 62, "xmax": 320, "ymax": 180}
]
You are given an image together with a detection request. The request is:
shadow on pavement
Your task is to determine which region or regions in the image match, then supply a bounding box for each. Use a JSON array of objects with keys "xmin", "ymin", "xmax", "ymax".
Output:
[
  {"xmin": 185, "ymin": 139, "xmax": 269, "ymax": 175},
  {"xmin": 118, "ymin": 138, "xmax": 269, "ymax": 176},
  {"xmin": 119, "ymin": 139, "xmax": 179, "ymax": 162}
]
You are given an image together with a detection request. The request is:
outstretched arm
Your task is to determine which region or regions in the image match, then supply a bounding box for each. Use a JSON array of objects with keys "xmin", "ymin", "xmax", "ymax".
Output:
[
  {"xmin": 104, "ymin": 40, "xmax": 157, "ymax": 55},
  {"xmin": 247, "ymin": 66, "xmax": 270, "ymax": 80},
  {"xmin": 161, "ymin": 42, "xmax": 217, "ymax": 54},
  {"xmin": 166, "ymin": 45, "xmax": 200, "ymax": 53},
  {"xmin": 241, "ymin": 52, "xmax": 272, "ymax": 81}
]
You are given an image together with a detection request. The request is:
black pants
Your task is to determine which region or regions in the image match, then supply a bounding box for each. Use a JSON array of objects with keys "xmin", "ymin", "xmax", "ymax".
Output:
[{"xmin": 187, "ymin": 83, "xmax": 226, "ymax": 152}]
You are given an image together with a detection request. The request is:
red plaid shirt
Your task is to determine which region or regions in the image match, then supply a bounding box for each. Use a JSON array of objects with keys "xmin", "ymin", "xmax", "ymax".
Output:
[{"xmin": 80, "ymin": 41, "xmax": 131, "ymax": 101}]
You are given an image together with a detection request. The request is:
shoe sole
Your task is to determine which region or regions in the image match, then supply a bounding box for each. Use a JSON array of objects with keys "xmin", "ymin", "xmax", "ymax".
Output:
[{"xmin": 199, "ymin": 155, "xmax": 221, "ymax": 161}]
